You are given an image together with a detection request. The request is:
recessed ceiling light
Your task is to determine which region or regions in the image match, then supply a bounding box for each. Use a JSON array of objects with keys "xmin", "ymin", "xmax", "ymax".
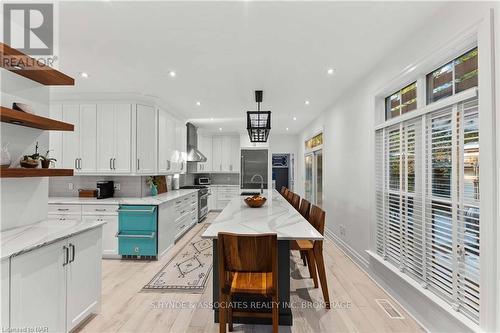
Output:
[
  {"xmin": 305, "ymin": 100, "xmax": 310, "ymax": 105},
  {"xmin": 196, "ymin": 101, "xmax": 201, "ymax": 106},
  {"xmin": 219, "ymin": 127, "xmax": 222, "ymax": 131},
  {"xmin": 286, "ymin": 127, "xmax": 289, "ymax": 131},
  {"xmin": 327, "ymin": 68, "xmax": 335, "ymax": 75},
  {"xmin": 168, "ymin": 71, "xmax": 176, "ymax": 78},
  {"xmin": 293, "ymin": 117, "xmax": 297, "ymax": 121},
  {"xmin": 210, "ymin": 118, "xmax": 214, "ymax": 121},
  {"xmin": 79, "ymin": 72, "xmax": 89, "ymax": 78}
]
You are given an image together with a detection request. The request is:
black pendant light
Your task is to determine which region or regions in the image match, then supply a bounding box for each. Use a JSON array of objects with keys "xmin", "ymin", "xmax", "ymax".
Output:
[{"xmin": 247, "ymin": 90, "xmax": 271, "ymax": 142}]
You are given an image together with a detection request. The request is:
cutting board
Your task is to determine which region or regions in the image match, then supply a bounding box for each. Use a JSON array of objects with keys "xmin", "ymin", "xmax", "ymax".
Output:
[{"xmin": 154, "ymin": 176, "xmax": 167, "ymax": 194}]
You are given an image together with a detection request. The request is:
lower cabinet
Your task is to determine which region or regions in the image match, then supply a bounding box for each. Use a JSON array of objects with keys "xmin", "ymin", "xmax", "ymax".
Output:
[
  {"xmin": 211, "ymin": 186, "xmax": 239, "ymax": 211},
  {"xmin": 1, "ymin": 258, "xmax": 10, "ymax": 330},
  {"xmin": 9, "ymin": 227, "xmax": 102, "ymax": 333}
]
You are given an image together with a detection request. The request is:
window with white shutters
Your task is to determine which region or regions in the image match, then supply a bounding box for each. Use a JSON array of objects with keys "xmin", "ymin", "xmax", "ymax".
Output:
[{"xmin": 376, "ymin": 96, "xmax": 480, "ymax": 324}]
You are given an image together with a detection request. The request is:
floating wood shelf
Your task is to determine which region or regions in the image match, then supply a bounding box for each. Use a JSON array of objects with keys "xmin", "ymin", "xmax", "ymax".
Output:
[
  {"xmin": 0, "ymin": 106, "xmax": 74, "ymax": 131},
  {"xmin": 0, "ymin": 168, "xmax": 74, "ymax": 178},
  {"xmin": 0, "ymin": 43, "xmax": 74, "ymax": 86}
]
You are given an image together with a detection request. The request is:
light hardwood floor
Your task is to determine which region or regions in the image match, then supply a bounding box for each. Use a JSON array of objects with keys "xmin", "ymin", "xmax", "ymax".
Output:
[{"xmin": 77, "ymin": 213, "xmax": 424, "ymax": 333}]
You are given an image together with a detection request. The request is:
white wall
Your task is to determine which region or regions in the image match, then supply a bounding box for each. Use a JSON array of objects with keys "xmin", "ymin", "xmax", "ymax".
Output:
[
  {"xmin": 1, "ymin": 70, "xmax": 51, "ymax": 231},
  {"xmin": 297, "ymin": 2, "xmax": 499, "ymax": 332}
]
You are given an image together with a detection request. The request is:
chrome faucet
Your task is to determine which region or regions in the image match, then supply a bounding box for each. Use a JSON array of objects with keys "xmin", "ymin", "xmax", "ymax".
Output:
[{"xmin": 251, "ymin": 174, "xmax": 264, "ymax": 194}]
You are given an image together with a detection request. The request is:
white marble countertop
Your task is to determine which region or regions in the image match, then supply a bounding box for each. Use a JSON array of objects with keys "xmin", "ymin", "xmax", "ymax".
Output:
[
  {"xmin": 1, "ymin": 218, "xmax": 106, "ymax": 260},
  {"xmin": 202, "ymin": 190, "xmax": 323, "ymax": 240},
  {"xmin": 49, "ymin": 189, "xmax": 199, "ymax": 206}
]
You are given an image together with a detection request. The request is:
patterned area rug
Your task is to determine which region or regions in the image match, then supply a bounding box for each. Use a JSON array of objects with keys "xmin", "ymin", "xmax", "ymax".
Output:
[{"xmin": 143, "ymin": 224, "xmax": 212, "ymax": 293}]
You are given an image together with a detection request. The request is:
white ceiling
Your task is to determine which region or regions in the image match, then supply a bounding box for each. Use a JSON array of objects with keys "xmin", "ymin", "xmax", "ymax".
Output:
[{"xmin": 53, "ymin": 1, "xmax": 446, "ymax": 134}]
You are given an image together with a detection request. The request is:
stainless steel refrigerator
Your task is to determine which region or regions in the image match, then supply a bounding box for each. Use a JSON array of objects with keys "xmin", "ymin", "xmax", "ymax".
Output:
[{"xmin": 240, "ymin": 149, "xmax": 268, "ymax": 190}]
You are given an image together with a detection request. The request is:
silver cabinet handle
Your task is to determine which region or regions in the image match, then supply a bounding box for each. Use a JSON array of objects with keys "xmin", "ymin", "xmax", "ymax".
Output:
[
  {"xmin": 167, "ymin": 160, "xmax": 171, "ymax": 170},
  {"xmin": 95, "ymin": 208, "xmax": 106, "ymax": 212},
  {"xmin": 69, "ymin": 243, "xmax": 75, "ymax": 263},
  {"xmin": 113, "ymin": 158, "xmax": 116, "ymax": 170},
  {"xmin": 110, "ymin": 158, "xmax": 113, "ymax": 170},
  {"xmin": 63, "ymin": 246, "xmax": 69, "ymax": 266},
  {"xmin": 115, "ymin": 232, "xmax": 155, "ymax": 239},
  {"xmin": 137, "ymin": 158, "xmax": 140, "ymax": 170},
  {"xmin": 78, "ymin": 158, "xmax": 82, "ymax": 170},
  {"xmin": 117, "ymin": 207, "xmax": 156, "ymax": 213},
  {"xmin": 57, "ymin": 208, "xmax": 69, "ymax": 211}
]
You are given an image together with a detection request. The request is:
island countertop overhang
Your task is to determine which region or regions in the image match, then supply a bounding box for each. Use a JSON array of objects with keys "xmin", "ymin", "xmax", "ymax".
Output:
[{"xmin": 201, "ymin": 190, "xmax": 323, "ymax": 240}]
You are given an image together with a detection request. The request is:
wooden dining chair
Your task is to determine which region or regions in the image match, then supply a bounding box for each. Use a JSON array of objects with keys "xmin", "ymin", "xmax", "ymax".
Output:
[
  {"xmin": 218, "ymin": 232, "xmax": 279, "ymax": 333},
  {"xmin": 295, "ymin": 198, "xmax": 311, "ymax": 266},
  {"xmin": 280, "ymin": 186, "xmax": 287, "ymax": 196},
  {"xmin": 291, "ymin": 193, "xmax": 301, "ymax": 210},
  {"xmin": 293, "ymin": 205, "xmax": 330, "ymax": 309}
]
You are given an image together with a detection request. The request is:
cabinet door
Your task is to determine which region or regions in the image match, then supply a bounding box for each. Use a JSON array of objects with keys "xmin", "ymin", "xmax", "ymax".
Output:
[
  {"xmin": 49, "ymin": 104, "xmax": 63, "ymax": 169},
  {"xmin": 212, "ymin": 136, "xmax": 223, "ymax": 172},
  {"xmin": 158, "ymin": 109, "xmax": 169, "ymax": 173},
  {"xmin": 62, "ymin": 104, "xmax": 80, "ymax": 169},
  {"xmin": 229, "ymin": 136, "xmax": 240, "ymax": 172},
  {"xmin": 79, "ymin": 104, "xmax": 97, "ymax": 173},
  {"xmin": 198, "ymin": 134, "xmax": 212, "ymax": 172},
  {"xmin": 136, "ymin": 104, "xmax": 157, "ymax": 174},
  {"xmin": 83, "ymin": 215, "xmax": 117, "ymax": 257},
  {"xmin": 113, "ymin": 104, "xmax": 132, "ymax": 173},
  {"xmin": 208, "ymin": 187, "xmax": 216, "ymax": 211},
  {"xmin": 175, "ymin": 119, "xmax": 186, "ymax": 173},
  {"xmin": 96, "ymin": 104, "xmax": 115, "ymax": 173},
  {"xmin": 157, "ymin": 202, "xmax": 175, "ymax": 256},
  {"xmin": 66, "ymin": 228, "xmax": 102, "ymax": 332},
  {"xmin": 165, "ymin": 112, "xmax": 176, "ymax": 172},
  {"xmin": 221, "ymin": 136, "xmax": 233, "ymax": 171},
  {"xmin": 10, "ymin": 239, "xmax": 67, "ymax": 333},
  {"xmin": 1, "ymin": 259, "xmax": 9, "ymax": 330}
]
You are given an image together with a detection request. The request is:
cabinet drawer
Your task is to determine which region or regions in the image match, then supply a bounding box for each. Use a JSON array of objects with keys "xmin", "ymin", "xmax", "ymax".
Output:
[
  {"xmin": 48, "ymin": 204, "xmax": 81, "ymax": 215},
  {"xmin": 117, "ymin": 231, "xmax": 157, "ymax": 256},
  {"xmin": 118, "ymin": 205, "xmax": 157, "ymax": 231},
  {"xmin": 82, "ymin": 204, "xmax": 118, "ymax": 215}
]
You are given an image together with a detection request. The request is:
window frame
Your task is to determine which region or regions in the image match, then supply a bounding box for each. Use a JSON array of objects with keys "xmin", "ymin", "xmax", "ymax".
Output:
[{"xmin": 385, "ymin": 81, "xmax": 418, "ymax": 120}]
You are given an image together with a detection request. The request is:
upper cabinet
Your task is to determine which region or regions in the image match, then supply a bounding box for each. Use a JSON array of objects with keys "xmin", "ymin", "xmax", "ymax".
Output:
[
  {"xmin": 61, "ymin": 104, "xmax": 97, "ymax": 173},
  {"xmin": 209, "ymin": 135, "xmax": 240, "ymax": 173},
  {"xmin": 51, "ymin": 101, "xmax": 185, "ymax": 176},
  {"xmin": 197, "ymin": 134, "xmax": 212, "ymax": 172},
  {"xmin": 135, "ymin": 104, "xmax": 157, "ymax": 174},
  {"xmin": 96, "ymin": 104, "xmax": 132, "ymax": 174}
]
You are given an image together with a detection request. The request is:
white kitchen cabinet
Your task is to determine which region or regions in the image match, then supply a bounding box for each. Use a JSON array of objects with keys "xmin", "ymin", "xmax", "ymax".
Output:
[
  {"xmin": 136, "ymin": 104, "xmax": 157, "ymax": 174},
  {"xmin": 49, "ymin": 104, "xmax": 63, "ymax": 169},
  {"xmin": 158, "ymin": 201, "xmax": 175, "ymax": 256},
  {"xmin": 1, "ymin": 258, "xmax": 9, "ymax": 330},
  {"xmin": 215, "ymin": 186, "xmax": 239, "ymax": 210},
  {"xmin": 211, "ymin": 135, "xmax": 240, "ymax": 173},
  {"xmin": 229, "ymin": 136, "xmax": 240, "ymax": 172},
  {"xmin": 10, "ymin": 239, "xmax": 67, "ymax": 333},
  {"xmin": 208, "ymin": 186, "xmax": 217, "ymax": 211},
  {"xmin": 82, "ymin": 204, "xmax": 118, "ymax": 258},
  {"xmin": 158, "ymin": 108, "xmax": 176, "ymax": 173},
  {"xmin": 9, "ymin": 228, "xmax": 102, "ymax": 333},
  {"xmin": 61, "ymin": 104, "xmax": 80, "ymax": 170},
  {"xmin": 97, "ymin": 104, "xmax": 132, "ymax": 174},
  {"xmin": 197, "ymin": 134, "xmax": 212, "ymax": 172},
  {"xmin": 61, "ymin": 104, "xmax": 97, "ymax": 173},
  {"xmin": 174, "ymin": 119, "xmax": 187, "ymax": 173},
  {"xmin": 66, "ymin": 228, "xmax": 101, "ymax": 332}
]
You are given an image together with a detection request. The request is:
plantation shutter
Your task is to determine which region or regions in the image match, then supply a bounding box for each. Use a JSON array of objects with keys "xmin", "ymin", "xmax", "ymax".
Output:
[{"xmin": 375, "ymin": 97, "xmax": 479, "ymax": 324}]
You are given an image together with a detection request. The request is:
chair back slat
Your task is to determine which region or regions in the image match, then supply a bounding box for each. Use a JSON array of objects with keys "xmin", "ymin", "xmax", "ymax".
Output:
[
  {"xmin": 298, "ymin": 199, "xmax": 311, "ymax": 220},
  {"xmin": 286, "ymin": 191, "xmax": 294, "ymax": 203},
  {"xmin": 218, "ymin": 232, "xmax": 277, "ymax": 272},
  {"xmin": 283, "ymin": 188, "xmax": 289, "ymax": 198},
  {"xmin": 308, "ymin": 205, "xmax": 326, "ymax": 236},
  {"xmin": 291, "ymin": 193, "xmax": 300, "ymax": 210},
  {"xmin": 280, "ymin": 186, "xmax": 286, "ymax": 196}
]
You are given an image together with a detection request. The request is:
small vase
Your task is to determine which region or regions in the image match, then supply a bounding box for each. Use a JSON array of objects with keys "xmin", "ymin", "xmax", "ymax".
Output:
[
  {"xmin": 41, "ymin": 160, "xmax": 50, "ymax": 169},
  {"xmin": 151, "ymin": 185, "xmax": 158, "ymax": 196}
]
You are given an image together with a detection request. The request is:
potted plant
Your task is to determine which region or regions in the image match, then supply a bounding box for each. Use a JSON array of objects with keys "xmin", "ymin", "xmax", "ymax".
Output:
[
  {"xmin": 146, "ymin": 176, "xmax": 158, "ymax": 196},
  {"xmin": 20, "ymin": 142, "xmax": 40, "ymax": 168},
  {"xmin": 40, "ymin": 150, "xmax": 57, "ymax": 169}
]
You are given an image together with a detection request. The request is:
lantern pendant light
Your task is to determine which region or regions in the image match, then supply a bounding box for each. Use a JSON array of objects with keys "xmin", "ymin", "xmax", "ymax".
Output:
[{"xmin": 247, "ymin": 90, "xmax": 271, "ymax": 142}]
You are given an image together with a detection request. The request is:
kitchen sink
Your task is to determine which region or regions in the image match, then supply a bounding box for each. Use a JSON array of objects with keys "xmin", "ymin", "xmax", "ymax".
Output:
[{"xmin": 240, "ymin": 192, "xmax": 261, "ymax": 196}]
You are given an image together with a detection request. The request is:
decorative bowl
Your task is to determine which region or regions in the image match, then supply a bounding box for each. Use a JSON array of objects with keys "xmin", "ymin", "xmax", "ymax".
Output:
[
  {"xmin": 20, "ymin": 159, "xmax": 39, "ymax": 168},
  {"xmin": 244, "ymin": 195, "xmax": 267, "ymax": 208}
]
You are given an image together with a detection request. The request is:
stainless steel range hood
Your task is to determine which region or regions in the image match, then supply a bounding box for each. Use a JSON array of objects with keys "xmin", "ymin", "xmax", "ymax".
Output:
[{"xmin": 186, "ymin": 122, "xmax": 207, "ymax": 162}]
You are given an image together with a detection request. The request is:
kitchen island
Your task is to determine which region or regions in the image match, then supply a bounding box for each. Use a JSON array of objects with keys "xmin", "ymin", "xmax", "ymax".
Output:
[{"xmin": 202, "ymin": 190, "xmax": 323, "ymax": 326}]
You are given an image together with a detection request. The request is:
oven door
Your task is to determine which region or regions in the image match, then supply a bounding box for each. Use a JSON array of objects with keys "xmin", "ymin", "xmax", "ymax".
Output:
[{"xmin": 199, "ymin": 193, "xmax": 208, "ymax": 221}]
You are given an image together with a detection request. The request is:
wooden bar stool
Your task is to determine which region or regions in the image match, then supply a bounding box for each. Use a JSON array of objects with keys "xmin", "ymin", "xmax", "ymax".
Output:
[
  {"xmin": 283, "ymin": 188, "xmax": 289, "ymax": 199},
  {"xmin": 295, "ymin": 198, "xmax": 311, "ymax": 266},
  {"xmin": 218, "ymin": 232, "xmax": 279, "ymax": 333},
  {"xmin": 286, "ymin": 191, "xmax": 294, "ymax": 203},
  {"xmin": 291, "ymin": 193, "xmax": 300, "ymax": 210},
  {"xmin": 280, "ymin": 186, "xmax": 287, "ymax": 196},
  {"xmin": 293, "ymin": 205, "xmax": 330, "ymax": 309}
]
